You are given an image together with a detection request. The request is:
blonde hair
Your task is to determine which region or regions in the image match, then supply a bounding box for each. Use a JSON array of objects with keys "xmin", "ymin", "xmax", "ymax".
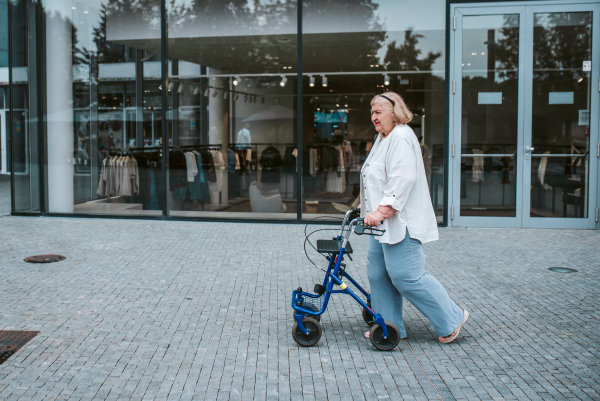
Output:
[{"xmin": 370, "ymin": 92, "xmax": 413, "ymax": 125}]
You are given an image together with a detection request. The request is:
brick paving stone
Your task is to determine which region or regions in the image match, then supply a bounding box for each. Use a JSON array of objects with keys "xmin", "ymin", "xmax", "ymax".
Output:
[{"xmin": 0, "ymin": 216, "xmax": 599, "ymax": 400}]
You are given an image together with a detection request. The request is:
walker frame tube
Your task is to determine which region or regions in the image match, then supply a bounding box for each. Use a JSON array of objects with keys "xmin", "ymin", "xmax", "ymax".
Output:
[{"xmin": 293, "ymin": 216, "xmax": 387, "ymax": 337}]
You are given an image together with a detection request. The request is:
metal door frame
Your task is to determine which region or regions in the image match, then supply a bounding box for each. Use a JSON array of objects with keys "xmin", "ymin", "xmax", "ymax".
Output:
[
  {"xmin": 449, "ymin": 0, "xmax": 599, "ymax": 229},
  {"xmin": 0, "ymin": 110, "xmax": 6, "ymax": 174}
]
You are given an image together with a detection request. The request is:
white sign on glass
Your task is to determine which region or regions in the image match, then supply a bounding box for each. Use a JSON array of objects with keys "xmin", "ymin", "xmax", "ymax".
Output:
[
  {"xmin": 579, "ymin": 110, "xmax": 590, "ymax": 126},
  {"xmin": 478, "ymin": 92, "xmax": 502, "ymax": 104},
  {"xmin": 549, "ymin": 92, "xmax": 574, "ymax": 105},
  {"xmin": 583, "ymin": 61, "xmax": 591, "ymax": 72}
]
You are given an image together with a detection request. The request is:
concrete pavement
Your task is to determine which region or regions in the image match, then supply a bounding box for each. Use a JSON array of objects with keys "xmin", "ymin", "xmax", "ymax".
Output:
[{"xmin": 0, "ymin": 216, "xmax": 599, "ymax": 400}]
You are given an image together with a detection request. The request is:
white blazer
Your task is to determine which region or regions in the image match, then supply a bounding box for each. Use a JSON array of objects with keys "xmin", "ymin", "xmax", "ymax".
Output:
[{"xmin": 359, "ymin": 124, "xmax": 439, "ymax": 244}]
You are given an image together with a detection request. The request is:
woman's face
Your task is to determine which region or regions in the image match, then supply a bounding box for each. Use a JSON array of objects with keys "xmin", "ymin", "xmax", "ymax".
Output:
[{"xmin": 371, "ymin": 103, "xmax": 395, "ymax": 136}]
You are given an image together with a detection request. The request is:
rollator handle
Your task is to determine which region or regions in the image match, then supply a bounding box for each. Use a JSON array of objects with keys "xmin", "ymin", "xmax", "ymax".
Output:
[
  {"xmin": 354, "ymin": 218, "xmax": 386, "ymax": 236},
  {"xmin": 347, "ymin": 208, "xmax": 361, "ymax": 221}
]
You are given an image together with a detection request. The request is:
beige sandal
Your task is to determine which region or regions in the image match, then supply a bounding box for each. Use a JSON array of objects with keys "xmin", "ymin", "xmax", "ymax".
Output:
[{"xmin": 439, "ymin": 309, "xmax": 469, "ymax": 344}]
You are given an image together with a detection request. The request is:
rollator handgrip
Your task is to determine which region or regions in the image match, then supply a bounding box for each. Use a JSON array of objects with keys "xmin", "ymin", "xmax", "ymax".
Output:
[
  {"xmin": 354, "ymin": 218, "xmax": 386, "ymax": 236},
  {"xmin": 347, "ymin": 208, "xmax": 361, "ymax": 221}
]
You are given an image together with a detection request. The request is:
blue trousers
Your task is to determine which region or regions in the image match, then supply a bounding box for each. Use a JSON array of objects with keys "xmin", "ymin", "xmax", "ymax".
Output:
[{"xmin": 367, "ymin": 231, "xmax": 463, "ymax": 338}]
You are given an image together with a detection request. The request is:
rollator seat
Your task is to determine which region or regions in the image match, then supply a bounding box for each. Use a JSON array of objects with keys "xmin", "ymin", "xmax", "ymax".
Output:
[{"xmin": 316, "ymin": 239, "xmax": 353, "ymax": 254}]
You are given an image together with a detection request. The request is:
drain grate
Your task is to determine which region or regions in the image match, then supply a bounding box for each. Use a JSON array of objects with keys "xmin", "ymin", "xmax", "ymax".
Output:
[
  {"xmin": 24, "ymin": 254, "xmax": 66, "ymax": 263},
  {"xmin": 548, "ymin": 267, "xmax": 578, "ymax": 274},
  {"xmin": 0, "ymin": 331, "xmax": 39, "ymax": 364}
]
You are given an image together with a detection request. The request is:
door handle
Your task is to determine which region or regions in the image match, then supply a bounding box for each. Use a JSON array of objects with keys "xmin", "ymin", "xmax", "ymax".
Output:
[{"xmin": 525, "ymin": 146, "xmax": 534, "ymax": 159}]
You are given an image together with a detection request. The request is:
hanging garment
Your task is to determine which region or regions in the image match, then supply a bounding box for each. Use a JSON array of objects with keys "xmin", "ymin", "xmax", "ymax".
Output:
[
  {"xmin": 202, "ymin": 150, "xmax": 217, "ymax": 183},
  {"xmin": 209, "ymin": 150, "xmax": 225, "ymax": 193},
  {"xmin": 292, "ymin": 148, "xmax": 298, "ymax": 172},
  {"xmin": 109, "ymin": 157, "xmax": 118, "ymax": 196},
  {"xmin": 184, "ymin": 152, "xmax": 198, "ymax": 182},
  {"xmin": 186, "ymin": 151, "xmax": 210, "ymax": 203},
  {"xmin": 235, "ymin": 149, "xmax": 248, "ymax": 172},
  {"xmin": 119, "ymin": 157, "xmax": 132, "ymax": 196},
  {"xmin": 343, "ymin": 139, "xmax": 354, "ymax": 172},
  {"xmin": 472, "ymin": 149, "xmax": 484, "ymax": 182},
  {"xmin": 130, "ymin": 157, "xmax": 139, "ymax": 195},
  {"xmin": 97, "ymin": 158, "xmax": 109, "ymax": 197},
  {"xmin": 235, "ymin": 151, "xmax": 242, "ymax": 170},
  {"xmin": 324, "ymin": 146, "xmax": 341, "ymax": 177},
  {"xmin": 259, "ymin": 146, "xmax": 283, "ymax": 184},
  {"xmin": 309, "ymin": 149, "xmax": 318, "ymax": 177},
  {"xmin": 227, "ymin": 149, "xmax": 237, "ymax": 174},
  {"xmin": 169, "ymin": 150, "xmax": 188, "ymax": 191},
  {"xmin": 538, "ymin": 151, "xmax": 552, "ymax": 189},
  {"xmin": 326, "ymin": 146, "xmax": 344, "ymax": 193},
  {"xmin": 283, "ymin": 147, "xmax": 296, "ymax": 174},
  {"xmin": 136, "ymin": 152, "xmax": 163, "ymax": 210}
]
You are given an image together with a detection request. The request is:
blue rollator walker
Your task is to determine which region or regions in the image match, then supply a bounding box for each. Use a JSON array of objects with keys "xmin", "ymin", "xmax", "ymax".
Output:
[{"xmin": 291, "ymin": 208, "xmax": 402, "ymax": 351}]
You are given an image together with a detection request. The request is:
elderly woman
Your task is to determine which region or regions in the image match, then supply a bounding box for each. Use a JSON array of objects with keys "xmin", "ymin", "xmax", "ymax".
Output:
[{"xmin": 361, "ymin": 92, "xmax": 469, "ymax": 343}]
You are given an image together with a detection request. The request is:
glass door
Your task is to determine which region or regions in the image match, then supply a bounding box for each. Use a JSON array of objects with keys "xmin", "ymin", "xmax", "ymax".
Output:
[
  {"xmin": 523, "ymin": 4, "xmax": 599, "ymax": 229},
  {"xmin": 451, "ymin": 6, "xmax": 526, "ymax": 227},
  {"xmin": 451, "ymin": 2, "xmax": 599, "ymax": 229}
]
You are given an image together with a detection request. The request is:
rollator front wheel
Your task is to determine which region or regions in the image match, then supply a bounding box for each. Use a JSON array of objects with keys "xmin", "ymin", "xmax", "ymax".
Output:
[
  {"xmin": 292, "ymin": 317, "xmax": 322, "ymax": 347},
  {"xmin": 369, "ymin": 321, "xmax": 400, "ymax": 351}
]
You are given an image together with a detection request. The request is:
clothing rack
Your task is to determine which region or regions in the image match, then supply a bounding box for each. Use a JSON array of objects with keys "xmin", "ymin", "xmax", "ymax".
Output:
[
  {"xmin": 128, "ymin": 146, "xmax": 162, "ymax": 152},
  {"xmin": 171, "ymin": 144, "xmax": 223, "ymax": 152}
]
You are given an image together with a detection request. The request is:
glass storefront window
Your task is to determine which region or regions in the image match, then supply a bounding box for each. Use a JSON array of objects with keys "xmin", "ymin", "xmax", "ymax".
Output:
[
  {"xmin": 301, "ymin": 0, "xmax": 446, "ymax": 220},
  {"xmin": 165, "ymin": 0, "xmax": 298, "ymax": 219},
  {"xmin": 9, "ymin": 0, "xmax": 448, "ymax": 222},
  {"xmin": 44, "ymin": 0, "xmax": 163, "ymax": 215}
]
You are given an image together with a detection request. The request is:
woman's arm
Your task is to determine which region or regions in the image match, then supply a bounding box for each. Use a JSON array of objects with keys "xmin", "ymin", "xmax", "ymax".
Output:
[{"xmin": 364, "ymin": 205, "xmax": 395, "ymax": 226}]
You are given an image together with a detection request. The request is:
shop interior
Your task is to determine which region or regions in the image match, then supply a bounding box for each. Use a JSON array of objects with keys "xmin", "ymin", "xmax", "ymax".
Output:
[{"xmin": 60, "ymin": 1, "xmax": 445, "ymax": 220}]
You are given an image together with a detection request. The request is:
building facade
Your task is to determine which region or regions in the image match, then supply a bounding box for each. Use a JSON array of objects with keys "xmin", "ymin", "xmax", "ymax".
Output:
[{"xmin": 2, "ymin": 0, "xmax": 599, "ymax": 229}]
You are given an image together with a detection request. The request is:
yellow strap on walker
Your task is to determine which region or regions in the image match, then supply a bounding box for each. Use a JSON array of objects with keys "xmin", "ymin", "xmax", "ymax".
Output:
[{"xmin": 339, "ymin": 282, "xmax": 347, "ymax": 290}]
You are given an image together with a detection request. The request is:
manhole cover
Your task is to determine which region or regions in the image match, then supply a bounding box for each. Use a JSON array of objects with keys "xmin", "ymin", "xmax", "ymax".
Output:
[
  {"xmin": 548, "ymin": 267, "xmax": 578, "ymax": 274},
  {"xmin": 0, "ymin": 331, "xmax": 39, "ymax": 364},
  {"xmin": 24, "ymin": 254, "xmax": 66, "ymax": 263}
]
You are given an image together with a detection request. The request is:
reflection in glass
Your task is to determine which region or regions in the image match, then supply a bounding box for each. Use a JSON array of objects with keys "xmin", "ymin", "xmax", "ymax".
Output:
[
  {"xmin": 530, "ymin": 12, "xmax": 591, "ymax": 218},
  {"xmin": 165, "ymin": 0, "xmax": 298, "ymax": 219},
  {"xmin": 460, "ymin": 15, "xmax": 519, "ymax": 217},
  {"xmin": 44, "ymin": 0, "xmax": 163, "ymax": 215}
]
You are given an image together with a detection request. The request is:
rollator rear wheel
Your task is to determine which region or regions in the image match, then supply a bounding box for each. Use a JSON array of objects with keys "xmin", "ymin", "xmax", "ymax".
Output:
[
  {"xmin": 369, "ymin": 321, "xmax": 400, "ymax": 351},
  {"xmin": 292, "ymin": 317, "xmax": 322, "ymax": 347}
]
